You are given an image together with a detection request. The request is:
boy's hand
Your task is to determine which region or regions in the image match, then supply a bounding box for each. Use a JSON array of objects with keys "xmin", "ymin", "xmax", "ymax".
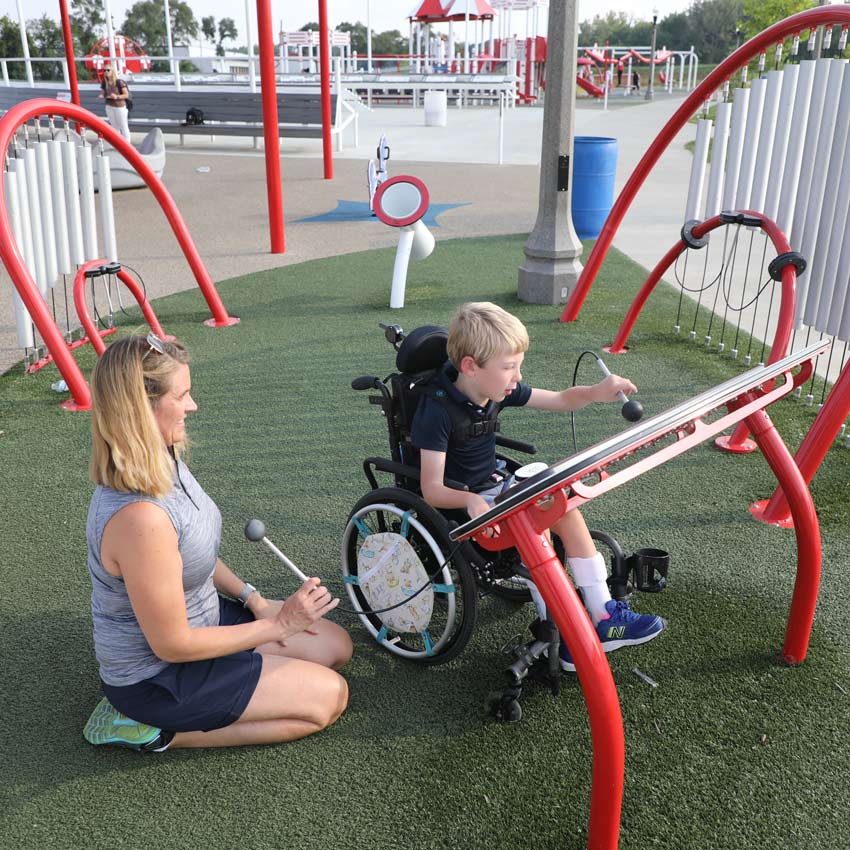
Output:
[
  {"xmin": 465, "ymin": 493, "xmax": 492, "ymax": 520},
  {"xmin": 591, "ymin": 374, "xmax": 637, "ymax": 404}
]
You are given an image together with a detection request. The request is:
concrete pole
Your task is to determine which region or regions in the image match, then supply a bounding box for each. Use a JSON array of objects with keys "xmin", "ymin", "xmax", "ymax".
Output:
[{"xmin": 517, "ymin": 0, "xmax": 583, "ymax": 305}]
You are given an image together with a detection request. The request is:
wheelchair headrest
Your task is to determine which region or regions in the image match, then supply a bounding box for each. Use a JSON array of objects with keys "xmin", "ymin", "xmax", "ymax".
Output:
[{"xmin": 396, "ymin": 325, "xmax": 449, "ymax": 375}]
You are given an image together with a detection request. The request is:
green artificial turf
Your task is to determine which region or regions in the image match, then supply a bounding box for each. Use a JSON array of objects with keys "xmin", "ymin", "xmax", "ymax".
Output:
[{"xmin": 1, "ymin": 234, "xmax": 849, "ymax": 850}]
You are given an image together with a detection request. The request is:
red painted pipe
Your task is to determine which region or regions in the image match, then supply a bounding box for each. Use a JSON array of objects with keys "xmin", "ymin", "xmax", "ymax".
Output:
[
  {"xmin": 318, "ymin": 0, "xmax": 334, "ymax": 180},
  {"xmin": 256, "ymin": 0, "xmax": 285, "ymax": 253},
  {"xmin": 508, "ymin": 510, "xmax": 625, "ymax": 850},
  {"xmin": 756, "ymin": 359, "xmax": 850, "ymax": 524},
  {"xmin": 743, "ymin": 406, "xmax": 821, "ymax": 663},
  {"xmin": 73, "ymin": 260, "xmax": 167, "ymax": 356},
  {"xmin": 561, "ymin": 6, "xmax": 850, "ymax": 323},
  {"xmin": 57, "ymin": 0, "xmax": 79, "ymax": 106}
]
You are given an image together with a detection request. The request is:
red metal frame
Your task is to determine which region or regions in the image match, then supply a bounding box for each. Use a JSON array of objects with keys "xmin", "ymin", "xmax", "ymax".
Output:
[
  {"xmin": 601, "ymin": 211, "xmax": 798, "ymax": 454},
  {"xmin": 72, "ymin": 259, "xmax": 168, "ymax": 356},
  {"xmin": 0, "ymin": 99, "xmax": 239, "ymax": 410},
  {"xmin": 318, "ymin": 0, "xmax": 334, "ymax": 180},
  {"xmin": 57, "ymin": 0, "xmax": 79, "ymax": 107},
  {"xmin": 560, "ymin": 6, "xmax": 850, "ymax": 324},
  {"xmin": 256, "ymin": 0, "xmax": 285, "ymax": 254},
  {"xmin": 456, "ymin": 354, "xmax": 823, "ymax": 850}
]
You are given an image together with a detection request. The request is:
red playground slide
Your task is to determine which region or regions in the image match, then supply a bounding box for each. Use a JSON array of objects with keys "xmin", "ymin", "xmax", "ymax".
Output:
[{"xmin": 576, "ymin": 74, "xmax": 606, "ymax": 97}]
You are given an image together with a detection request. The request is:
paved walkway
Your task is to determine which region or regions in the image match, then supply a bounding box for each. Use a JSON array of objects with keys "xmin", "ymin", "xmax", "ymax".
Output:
[{"xmin": 0, "ymin": 91, "xmax": 695, "ymax": 375}]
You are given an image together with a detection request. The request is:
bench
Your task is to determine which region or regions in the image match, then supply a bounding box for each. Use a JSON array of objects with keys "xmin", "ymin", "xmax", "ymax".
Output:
[{"xmin": 0, "ymin": 85, "xmax": 358, "ymax": 149}]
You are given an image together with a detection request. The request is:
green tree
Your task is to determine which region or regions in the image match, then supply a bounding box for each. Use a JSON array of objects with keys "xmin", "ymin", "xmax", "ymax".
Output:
[
  {"xmin": 70, "ymin": 0, "xmax": 104, "ymax": 55},
  {"xmin": 372, "ymin": 29, "xmax": 407, "ymax": 56},
  {"xmin": 216, "ymin": 17, "xmax": 237, "ymax": 56},
  {"xmin": 336, "ymin": 20, "xmax": 367, "ymax": 55},
  {"xmin": 658, "ymin": 11, "xmax": 691, "ymax": 51},
  {"xmin": 739, "ymin": 0, "xmax": 812, "ymax": 39},
  {"xmin": 688, "ymin": 0, "xmax": 745, "ymax": 61},
  {"xmin": 120, "ymin": 0, "xmax": 198, "ymax": 56},
  {"xmin": 28, "ymin": 14, "xmax": 65, "ymax": 80},
  {"xmin": 0, "ymin": 16, "xmax": 27, "ymax": 80},
  {"xmin": 201, "ymin": 14, "xmax": 215, "ymax": 43}
]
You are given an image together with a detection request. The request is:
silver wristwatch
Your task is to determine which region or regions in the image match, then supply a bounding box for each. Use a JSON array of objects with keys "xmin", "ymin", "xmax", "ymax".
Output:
[{"xmin": 237, "ymin": 582, "xmax": 257, "ymax": 607}]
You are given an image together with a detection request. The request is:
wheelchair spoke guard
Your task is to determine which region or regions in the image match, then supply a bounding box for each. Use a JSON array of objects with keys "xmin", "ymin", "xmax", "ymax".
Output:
[{"xmin": 342, "ymin": 488, "xmax": 477, "ymax": 664}]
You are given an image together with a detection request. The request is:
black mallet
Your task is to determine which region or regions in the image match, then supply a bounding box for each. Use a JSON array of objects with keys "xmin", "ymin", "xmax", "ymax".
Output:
[{"xmin": 594, "ymin": 355, "xmax": 644, "ymax": 422}]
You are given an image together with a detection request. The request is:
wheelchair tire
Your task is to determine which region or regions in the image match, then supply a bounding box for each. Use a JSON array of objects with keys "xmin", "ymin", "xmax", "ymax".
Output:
[{"xmin": 342, "ymin": 487, "xmax": 477, "ymax": 665}]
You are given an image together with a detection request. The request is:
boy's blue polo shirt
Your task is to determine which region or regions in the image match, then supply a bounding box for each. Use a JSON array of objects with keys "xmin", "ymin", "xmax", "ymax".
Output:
[{"xmin": 410, "ymin": 362, "xmax": 532, "ymax": 490}]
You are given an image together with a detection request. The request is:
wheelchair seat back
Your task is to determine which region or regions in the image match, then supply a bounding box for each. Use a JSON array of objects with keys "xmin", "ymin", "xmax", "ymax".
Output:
[{"xmin": 389, "ymin": 325, "xmax": 450, "ymax": 477}]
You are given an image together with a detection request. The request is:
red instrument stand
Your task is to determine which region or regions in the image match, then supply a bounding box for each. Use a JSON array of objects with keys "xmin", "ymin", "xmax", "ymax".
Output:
[{"xmin": 450, "ymin": 342, "xmax": 827, "ymax": 850}]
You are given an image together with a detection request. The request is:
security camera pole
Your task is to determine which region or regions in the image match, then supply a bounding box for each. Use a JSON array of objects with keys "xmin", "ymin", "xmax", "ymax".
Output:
[{"xmin": 517, "ymin": 0, "xmax": 583, "ymax": 305}]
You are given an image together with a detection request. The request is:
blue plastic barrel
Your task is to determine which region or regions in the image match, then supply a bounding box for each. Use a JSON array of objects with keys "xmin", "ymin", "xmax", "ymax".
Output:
[{"xmin": 571, "ymin": 136, "xmax": 618, "ymax": 239}]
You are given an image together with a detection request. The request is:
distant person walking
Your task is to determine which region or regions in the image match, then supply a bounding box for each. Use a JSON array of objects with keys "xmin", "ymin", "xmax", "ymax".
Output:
[
  {"xmin": 632, "ymin": 70, "xmax": 640, "ymax": 93},
  {"xmin": 99, "ymin": 66, "xmax": 132, "ymax": 142}
]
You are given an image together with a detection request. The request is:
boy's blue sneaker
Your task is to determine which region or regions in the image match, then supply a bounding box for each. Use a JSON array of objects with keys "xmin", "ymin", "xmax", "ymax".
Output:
[
  {"xmin": 558, "ymin": 640, "xmax": 576, "ymax": 673},
  {"xmin": 83, "ymin": 697, "xmax": 173, "ymax": 752},
  {"xmin": 558, "ymin": 600, "xmax": 666, "ymax": 671},
  {"xmin": 596, "ymin": 599, "xmax": 666, "ymax": 651}
]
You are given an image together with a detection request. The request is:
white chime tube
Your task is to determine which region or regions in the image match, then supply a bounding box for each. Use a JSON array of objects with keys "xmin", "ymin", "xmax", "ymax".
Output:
[
  {"xmin": 62, "ymin": 136, "xmax": 85, "ymax": 265},
  {"xmin": 35, "ymin": 140, "xmax": 58, "ymax": 288},
  {"xmin": 684, "ymin": 118, "xmax": 711, "ymax": 223},
  {"xmin": 4, "ymin": 166, "xmax": 35, "ymax": 348},
  {"xmin": 22, "ymin": 146, "xmax": 47, "ymax": 295},
  {"xmin": 77, "ymin": 143, "xmax": 98, "ymax": 260},
  {"xmin": 703, "ymin": 101, "xmax": 731, "ymax": 219},
  {"xmin": 47, "ymin": 138, "xmax": 72, "ymax": 276},
  {"xmin": 96, "ymin": 151, "xmax": 118, "ymax": 262}
]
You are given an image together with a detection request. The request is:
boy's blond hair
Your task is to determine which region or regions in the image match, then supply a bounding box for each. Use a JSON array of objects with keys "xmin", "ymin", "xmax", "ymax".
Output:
[
  {"xmin": 90, "ymin": 335, "xmax": 191, "ymax": 499},
  {"xmin": 447, "ymin": 302, "xmax": 529, "ymax": 368}
]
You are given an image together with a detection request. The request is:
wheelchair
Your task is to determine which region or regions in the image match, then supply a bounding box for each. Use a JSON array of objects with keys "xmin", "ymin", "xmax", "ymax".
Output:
[{"xmin": 341, "ymin": 323, "xmax": 668, "ymax": 718}]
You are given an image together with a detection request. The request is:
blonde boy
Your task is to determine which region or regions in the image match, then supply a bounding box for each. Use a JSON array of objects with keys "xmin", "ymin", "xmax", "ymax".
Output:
[{"xmin": 411, "ymin": 302, "xmax": 665, "ymax": 668}]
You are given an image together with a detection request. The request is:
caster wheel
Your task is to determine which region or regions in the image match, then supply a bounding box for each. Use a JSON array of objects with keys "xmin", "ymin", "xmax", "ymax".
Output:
[{"xmin": 485, "ymin": 691, "xmax": 523, "ymax": 723}]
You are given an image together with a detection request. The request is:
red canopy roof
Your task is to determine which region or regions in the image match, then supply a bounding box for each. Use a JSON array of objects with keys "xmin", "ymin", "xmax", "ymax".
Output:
[
  {"xmin": 409, "ymin": 0, "xmax": 450, "ymax": 21},
  {"xmin": 445, "ymin": 0, "xmax": 496, "ymax": 19}
]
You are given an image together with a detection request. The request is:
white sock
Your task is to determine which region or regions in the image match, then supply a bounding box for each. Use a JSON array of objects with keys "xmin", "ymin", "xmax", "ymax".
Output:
[{"xmin": 567, "ymin": 552, "xmax": 612, "ymax": 625}]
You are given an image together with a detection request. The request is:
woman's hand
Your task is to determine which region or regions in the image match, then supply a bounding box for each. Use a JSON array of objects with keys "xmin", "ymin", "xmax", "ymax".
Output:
[{"xmin": 275, "ymin": 578, "xmax": 338, "ymax": 640}]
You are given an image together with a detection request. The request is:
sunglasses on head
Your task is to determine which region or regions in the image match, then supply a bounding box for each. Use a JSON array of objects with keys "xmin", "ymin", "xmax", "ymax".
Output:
[{"xmin": 143, "ymin": 332, "xmax": 166, "ymax": 359}]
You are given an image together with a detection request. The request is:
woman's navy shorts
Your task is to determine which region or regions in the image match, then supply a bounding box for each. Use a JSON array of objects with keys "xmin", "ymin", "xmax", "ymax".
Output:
[{"xmin": 101, "ymin": 597, "xmax": 263, "ymax": 733}]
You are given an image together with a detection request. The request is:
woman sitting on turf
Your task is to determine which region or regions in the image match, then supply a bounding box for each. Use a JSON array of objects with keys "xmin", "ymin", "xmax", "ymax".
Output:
[{"xmin": 83, "ymin": 333, "xmax": 351, "ymax": 751}]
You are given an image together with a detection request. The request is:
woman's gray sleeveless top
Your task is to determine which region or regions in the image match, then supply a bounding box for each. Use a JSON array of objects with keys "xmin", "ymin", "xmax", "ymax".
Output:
[{"xmin": 86, "ymin": 459, "xmax": 222, "ymax": 686}]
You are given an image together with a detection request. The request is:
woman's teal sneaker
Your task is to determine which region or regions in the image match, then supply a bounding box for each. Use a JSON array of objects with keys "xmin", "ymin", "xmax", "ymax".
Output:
[{"xmin": 83, "ymin": 698, "xmax": 172, "ymax": 751}]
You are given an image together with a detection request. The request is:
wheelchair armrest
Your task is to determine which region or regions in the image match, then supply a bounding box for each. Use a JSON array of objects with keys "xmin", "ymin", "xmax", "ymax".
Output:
[
  {"xmin": 495, "ymin": 434, "xmax": 537, "ymax": 455},
  {"xmin": 363, "ymin": 457, "xmax": 469, "ymax": 492}
]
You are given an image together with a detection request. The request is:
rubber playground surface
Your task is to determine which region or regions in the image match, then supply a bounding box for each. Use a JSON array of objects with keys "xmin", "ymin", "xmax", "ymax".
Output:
[{"xmin": 1, "ymin": 231, "xmax": 850, "ymax": 850}]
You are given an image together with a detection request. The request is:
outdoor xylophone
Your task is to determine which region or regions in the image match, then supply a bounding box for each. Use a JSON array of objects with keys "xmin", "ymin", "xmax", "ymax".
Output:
[{"xmin": 449, "ymin": 339, "xmax": 828, "ymax": 850}]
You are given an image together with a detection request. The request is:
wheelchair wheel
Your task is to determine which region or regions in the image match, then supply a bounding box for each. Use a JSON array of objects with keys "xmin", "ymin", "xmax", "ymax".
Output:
[{"xmin": 342, "ymin": 487, "xmax": 477, "ymax": 665}]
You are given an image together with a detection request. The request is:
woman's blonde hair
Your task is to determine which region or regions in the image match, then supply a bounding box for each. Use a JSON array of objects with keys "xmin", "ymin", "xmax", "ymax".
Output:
[
  {"xmin": 90, "ymin": 334, "xmax": 191, "ymax": 498},
  {"xmin": 447, "ymin": 301, "xmax": 529, "ymax": 368}
]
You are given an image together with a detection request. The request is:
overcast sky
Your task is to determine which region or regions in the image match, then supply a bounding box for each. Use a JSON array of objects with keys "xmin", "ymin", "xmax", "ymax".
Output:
[{"xmin": 9, "ymin": 1, "xmax": 693, "ymax": 41}]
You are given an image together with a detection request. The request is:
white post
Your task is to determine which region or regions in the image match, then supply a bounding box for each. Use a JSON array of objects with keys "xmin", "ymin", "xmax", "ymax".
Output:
[
  {"xmin": 15, "ymin": 0, "xmax": 34, "ymax": 87},
  {"xmin": 2, "ymin": 60, "xmax": 10, "ymax": 86},
  {"xmin": 245, "ymin": 0, "xmax": 256, "ymax": 92},
  {"xmin": 103, "ymin": 0, "xmax": 118, "ymax": 71},
  {"xmin": 464, "ymin": 9, "xmax": 470, "ymax": 74},
  {"xmin": 498, "ymin": 90, "xmax": 504, "ymax": 165},
  {"xmin": 163, "ymin": 0, "xmax": 181, "ymax": 91},
  {"xmin": 367, "ymin": 0, "xmax": 373, "ymax": 72},
  {"xmin": 390, "ymin": 229, "xmax": 416, "ymax": 309}
]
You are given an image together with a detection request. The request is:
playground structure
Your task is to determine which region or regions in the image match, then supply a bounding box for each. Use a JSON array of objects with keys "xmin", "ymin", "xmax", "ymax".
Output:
[
  {"xmin": 0, "ymin": 99, "xmax": 237, "ymax": 410},
  {"xmin": 366, "ymin": 133, "xmax": 390, "ymax": 213},
  {"xmin": 562, "ymin": 7, "xmax": 850, "ymax": 533},
  {"xmin": 83, "ymin": 35, "xmax": 152, "ymax": 81}
]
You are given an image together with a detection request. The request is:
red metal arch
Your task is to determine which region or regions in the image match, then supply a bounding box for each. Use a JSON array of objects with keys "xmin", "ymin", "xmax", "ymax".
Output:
[
  {"xmin": 0, "ymin": 98, "xmax": 239, "ymax": 410},
  {"xmin": 560, "ymin": 6, "xmax": 850, "ymax": 323}
]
